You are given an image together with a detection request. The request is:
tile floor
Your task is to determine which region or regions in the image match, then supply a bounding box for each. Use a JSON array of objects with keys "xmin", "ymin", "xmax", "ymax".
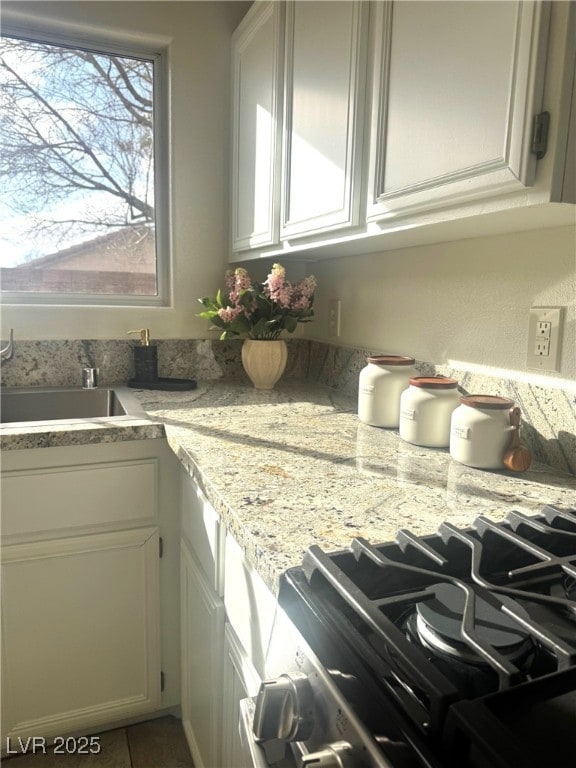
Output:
[{"xmin": 3, "ymin": 716, "xmax": 194, "ymax": 768}]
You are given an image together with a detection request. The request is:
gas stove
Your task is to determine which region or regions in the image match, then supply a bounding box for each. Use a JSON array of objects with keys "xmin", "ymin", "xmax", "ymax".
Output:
[{"xmin": 249, "ymin": 505, "xmax": 576, "ymax": 768}]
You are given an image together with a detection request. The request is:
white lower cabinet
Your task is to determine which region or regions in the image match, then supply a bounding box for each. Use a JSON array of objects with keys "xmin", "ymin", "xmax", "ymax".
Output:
[
  {"xmin": 223, "ymin": 531, "xmax": 277, "ymax": 680},
  {"xmin": 221, "ymin": 623, "xmax": 262, "ymax": 768},
  {"xmin": 0, "ymin": 440, "xmax": 180, "ymax": 746},
  {"xmin": 180, "ymin": 538, "xmax": 225, "ymax": 768},
  {"xmin": 2, "ymin": 527, "xmax": 161, "ymax": 740},
  {"xmin": 179, "ymin": 469, "xmax": 277, "ymax": 768}
]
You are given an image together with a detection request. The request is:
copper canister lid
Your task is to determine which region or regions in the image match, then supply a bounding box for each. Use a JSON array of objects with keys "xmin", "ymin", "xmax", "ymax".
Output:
[
  {"xmin": 409, "ymin": 376, "xmax": 458, "ymax": 389},
  {"xmin": 460, "ymin": 395, "xmax": 514, "ymax": 409},
  {"xmin": 366, "ymin": 355, "xmax": 416, "ymax": 366}
]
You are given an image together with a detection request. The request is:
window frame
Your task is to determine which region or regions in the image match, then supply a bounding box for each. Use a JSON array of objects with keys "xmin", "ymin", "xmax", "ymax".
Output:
[{"xmin": 0, "ymin": 17, "xmax": 172, "ymax": 308}]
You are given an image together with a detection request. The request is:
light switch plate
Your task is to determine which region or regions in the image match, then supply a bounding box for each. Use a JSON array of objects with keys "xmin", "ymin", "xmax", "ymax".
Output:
[{"xmin": 526, "ymin": 307, "xmax": 563, "ymax": 372}]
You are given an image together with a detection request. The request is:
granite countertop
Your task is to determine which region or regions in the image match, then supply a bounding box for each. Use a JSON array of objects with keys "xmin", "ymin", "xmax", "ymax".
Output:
[
  {"xmin": 0, "ymin": 415, "xmax": 165, "ymax": 449},
  {"xmin": 134, "ymin": 380, "xmax": 576, "ymax": 593},
  {"xmin": 3, "ymin": 379, "xmax": 575, "ymax": 594}
]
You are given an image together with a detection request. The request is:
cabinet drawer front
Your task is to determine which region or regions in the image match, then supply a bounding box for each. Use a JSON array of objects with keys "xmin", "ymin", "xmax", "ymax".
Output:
[
  {"xmin": 180, "ymin": 472, "xmax": 223, "ymax": 593},
  {"xmin": 2, "ymin": 459, "xmax": 158, "ymax": 537}
]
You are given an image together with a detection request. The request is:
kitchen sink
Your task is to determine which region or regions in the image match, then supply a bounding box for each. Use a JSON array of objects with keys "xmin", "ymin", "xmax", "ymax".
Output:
[{"xmin": 0, "ymin": 386, "xmax": 148, "ymax": 426}]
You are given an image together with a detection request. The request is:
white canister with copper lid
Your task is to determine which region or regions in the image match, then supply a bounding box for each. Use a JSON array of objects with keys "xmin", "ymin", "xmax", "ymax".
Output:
[
  {"xmin": 399, "ymin": 376, "xmax": 460, "ymax": 447},
  {"xmin": 358, "ymin": 355, "xmax": 418, "ymax": 427},
  {"xmin": 449, "ymin": 395, "xmax": 515, "ymax": 469}
]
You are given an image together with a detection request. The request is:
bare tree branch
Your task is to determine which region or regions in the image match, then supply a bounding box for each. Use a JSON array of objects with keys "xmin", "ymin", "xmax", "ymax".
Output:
[{"xmin": 0, "ymin": 36, "xmax": 156, "ymax": 254}]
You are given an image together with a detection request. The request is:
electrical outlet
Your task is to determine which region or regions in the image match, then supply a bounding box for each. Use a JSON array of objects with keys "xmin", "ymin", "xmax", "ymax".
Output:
[
  {"xmin": 534, "ymin": 338, "xmax": 550, "ymax": 356},
  {"xmin": 536, "ymin": 321, "xmax": 551, "ymax": 339},
  {"xmin": 527, "ymin": 307, "xmax": 563, "ymax": 371},
  {"xmin": 328, "ymin": 299, "xmax": 342, "ymax": 337}
]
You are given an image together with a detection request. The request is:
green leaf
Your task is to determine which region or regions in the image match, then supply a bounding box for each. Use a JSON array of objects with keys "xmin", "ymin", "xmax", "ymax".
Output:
[
  {"xmin": 229, "ymin": 316, "xmax": 251, "ymax": 334},
  {"xmin": 198, "ymin": 297, "xmax": 218, "ymax": 310},
  {"xmin": 255, "ymin": 294, "xmax": 271, "ymax": 315},
  {"xmin": 250, "ymin": 318, "xmax": 268, "ymax": 338},
  {"xmin": 197, "ymin": 310, "xmax": 219, "ymax": 321}
]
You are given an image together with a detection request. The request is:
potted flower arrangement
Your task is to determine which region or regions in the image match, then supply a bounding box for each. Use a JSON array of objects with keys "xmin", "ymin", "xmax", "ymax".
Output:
[{"xmin": 198, "ymin": 263, "xmax": 316, "ymax": 389}]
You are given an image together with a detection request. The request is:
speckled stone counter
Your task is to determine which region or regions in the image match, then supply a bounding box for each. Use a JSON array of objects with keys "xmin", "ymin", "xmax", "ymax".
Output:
[
  {"xmin": 131, "ymin": 380, "xmax": 576, "ymax": 594},
  {"xmin": 0, "ymin": 412, "xmax": 165, "ymax": 450},
  {"xmin": 2, "ymin": 379, "xmax": 575, "ymax": 594}
]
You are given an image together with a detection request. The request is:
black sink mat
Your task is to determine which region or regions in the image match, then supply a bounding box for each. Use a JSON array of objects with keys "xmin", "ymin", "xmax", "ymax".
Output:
[{"xmin": 128, "ymin": 377, "xmax": 197, "ymax": 391}]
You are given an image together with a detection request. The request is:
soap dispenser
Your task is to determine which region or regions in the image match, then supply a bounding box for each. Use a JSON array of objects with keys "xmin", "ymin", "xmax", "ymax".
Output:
[
  {"xmin": 126, "ymin": 329, "xmax": 197, "ymax": 391},
  {"xmin": 127, "ymin": 328, "xmax": 158, "ymax": 384}
]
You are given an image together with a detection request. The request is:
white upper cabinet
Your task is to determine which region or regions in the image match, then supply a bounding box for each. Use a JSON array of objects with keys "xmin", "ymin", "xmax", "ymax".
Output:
[
  {"xmin": 366, "ymin": 0, "xmax": 551, "ymax": 221},
  {"xmin": 231, "ymin": 2, "xmax": 284, "ymax": 251},
  {"xmin": 281, "ymin": 0, "xmax": 368, "ymax": 238},
  {"xmin": 230, "ymin": 1, "xmax": 575, "ymax": 262}
]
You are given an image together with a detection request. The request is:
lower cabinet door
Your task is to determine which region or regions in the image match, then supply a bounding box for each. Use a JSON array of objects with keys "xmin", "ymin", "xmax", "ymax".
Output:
[
  {"xmin": 1, "ymin": 527, "xmax": 161, "ymax": 741},
  {"xmin": 180, "ymin": 539, "xmax": 225, "ymax": 768},
  {"xmin": 221, "ymin": 623, "xmax": 261, "ymax": 768}
]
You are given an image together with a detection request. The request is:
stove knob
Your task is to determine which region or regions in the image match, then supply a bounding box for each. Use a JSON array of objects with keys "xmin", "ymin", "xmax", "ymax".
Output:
[
  {"xmin": 300, "ymin": 741, "xmax": 357, "ymax": 768},
  {"xmin": 253, "ymin": 672, "xmax": 314, "ymax": 742}
]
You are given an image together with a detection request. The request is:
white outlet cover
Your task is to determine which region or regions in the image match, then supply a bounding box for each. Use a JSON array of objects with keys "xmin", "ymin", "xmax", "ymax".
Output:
[
  {"xmin": 328, "ymin": 299, "xmax": 341, "ymax": 337},
  {"xmin": 526, "ymin": 307, "xmax": 563, "ymax": 372}
]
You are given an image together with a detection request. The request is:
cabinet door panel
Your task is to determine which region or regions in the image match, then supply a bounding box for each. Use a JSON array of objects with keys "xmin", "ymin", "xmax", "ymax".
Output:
[
  {"xmin": 385, "ymin": 2, "xmax": 517, "ymax": 189},
  {"xmin": 223, "ymin": 531, "xmax": 276, "ymax": 679},
  {"xmin": 220, "ymin": 624, "xmax": 260, "ymax": 768},
  {"xmin": 368, "ymin": 0, "xmax": 549, "ymax": 220},
  {"xmin": 232, "ymin": 2, "xmax": 283, "ymax": 251},
  {"xmin": 281, "ymin": 0, "xmax": 367, "ymax": 238},
  {"xmin": 1, "ymin": 527, "xmax": 160, "ymax": 740},
  {"xmin": 180, "ymin": 539, "xmax": 225, "ymax": 768}
]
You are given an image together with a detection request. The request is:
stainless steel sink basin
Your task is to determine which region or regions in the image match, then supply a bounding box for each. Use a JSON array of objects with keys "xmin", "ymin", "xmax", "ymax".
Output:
[{"xmin": 0, "ymin": 386, "xmax": 148, "ymax": 426}]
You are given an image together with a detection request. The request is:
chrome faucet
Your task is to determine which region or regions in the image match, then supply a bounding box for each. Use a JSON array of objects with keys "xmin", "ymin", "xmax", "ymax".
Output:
[
  {"xmin": 0, "ymin": 328, "xmax": 14, "ymax": 362},
  {"xmin": 82, "ymin": 367, "xmax": 99, "ymax": 389}
]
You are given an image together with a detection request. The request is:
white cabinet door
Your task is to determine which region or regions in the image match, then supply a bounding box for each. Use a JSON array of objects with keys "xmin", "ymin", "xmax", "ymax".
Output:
[
  {"xmin": 180, "ymin": 539, "xmax": 225, "ymax": 768},
  {"xmin": 223, "ymin": 531, "xmax": 276, "ymax": 679},
  {"xmin": 231, "ymin": 1, "xmax": 284, "ymax": 252},
  {"xmin": 221, "ymin": 624, "xmax": 261, "ymax": 768},
  {"xmin": 1, "ymin": 527, "xmax": 161, "ymax": 741},
  {"xmin": 281, "ymin": 0, "xmax": 368, "ymax": 239},
  {"xmin": 367, "ymin": 0, "xmax": 550, "ymax": 221}
]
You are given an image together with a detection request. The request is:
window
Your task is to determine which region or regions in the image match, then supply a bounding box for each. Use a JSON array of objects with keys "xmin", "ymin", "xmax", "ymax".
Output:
[{"xmin": 0, "ymin": 33, "xmax": 168, "ymax": 304}]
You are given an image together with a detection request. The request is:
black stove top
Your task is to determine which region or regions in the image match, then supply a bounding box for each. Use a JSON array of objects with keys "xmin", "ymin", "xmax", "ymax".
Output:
[{"xmin": 279, "ymin": 505, "xmax": 576, "ymax": 768}]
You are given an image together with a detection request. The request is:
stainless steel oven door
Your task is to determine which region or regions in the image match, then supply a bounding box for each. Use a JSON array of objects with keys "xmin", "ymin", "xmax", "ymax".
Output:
[{"xmin": 239, "ymin": 696, "xmax": 297, "ymax": 767}]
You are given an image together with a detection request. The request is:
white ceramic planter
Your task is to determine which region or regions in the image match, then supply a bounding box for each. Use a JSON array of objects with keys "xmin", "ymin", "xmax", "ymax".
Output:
[{"xmin": 241, "ymin": 339, "xmax": 288, "ymax": 390}]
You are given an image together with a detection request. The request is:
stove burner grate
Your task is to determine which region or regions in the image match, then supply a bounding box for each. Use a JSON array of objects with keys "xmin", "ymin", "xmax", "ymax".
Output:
[
  {"xmin": 414, "ymin": 582, "xmax": 533, "ymax": 665},
  {"xmin": 287, "ymin": 507, "xmax": 576, "ymax": 768}
]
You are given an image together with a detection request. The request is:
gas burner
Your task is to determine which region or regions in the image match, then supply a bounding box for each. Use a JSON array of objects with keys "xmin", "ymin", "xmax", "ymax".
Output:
[
  {"xmin": 411, "ymin": 582, "xmax": 534, "ymax": 666},
  {"xmin": 564, "ymin": 577, "xmax": 576, "ymax": 603},
  {"xmin": 548, "ymin": 578, "xmax": 576, "ymax": 620}
]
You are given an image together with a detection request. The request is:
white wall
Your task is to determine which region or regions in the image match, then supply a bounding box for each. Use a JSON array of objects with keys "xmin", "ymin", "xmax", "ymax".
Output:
[
  {"xmin": 307, "ymin": 225, "xmax": 576, "ymax": 382},
  {"xmin": 0, "ymin": 1, "xmax": 250, "ymax": 340}
]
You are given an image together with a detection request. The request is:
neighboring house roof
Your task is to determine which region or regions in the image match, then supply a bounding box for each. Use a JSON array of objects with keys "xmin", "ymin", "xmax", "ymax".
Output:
[
  {"xmin": 1, "ymin": 226, "xmax": 157, "ymax": 295},
  {"xmin": 18, "ymin": 226, "xmax": 156, "ymax": 273}
]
